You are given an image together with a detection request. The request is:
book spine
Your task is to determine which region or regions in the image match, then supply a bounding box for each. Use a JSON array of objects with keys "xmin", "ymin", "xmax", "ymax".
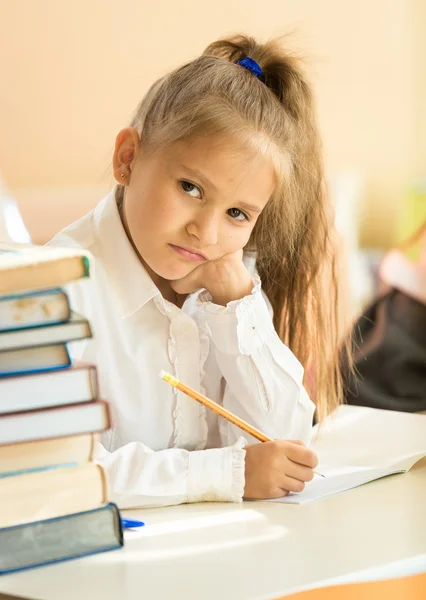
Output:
[
  {"xmin": 0, "ymin": 288, "xmax": 71, "ymax": 332},
  {"xmin": 0, "ymin": 362, "xmax": 71, "ymax": 379},
  {"xmin": 89, "ymin": 365, "xmax": 99, "ymax": 400},
  {"xmin": 0, "ymin": 433, "xmax": 98, "ymax": 476},
  {"xmin": 0, "ymin": 401, "xmax": 110, "ymax": 447},
  {"xmin": 0, "ymin": 287, "xmax": 66, "ymax": 301},
  {"xmin": 0, "ymin": 325, "xmax": 91, "ymax": 353},
  {"xmin": 0, "ymin": 503, "xmax": 122, "ymax": 575},
  {"xmin": 96, "ymin": 463, "xmax": 110, "ymax": 504},
  {"xmin": 88, "ymin": 433, "xmax": 99, "ymax": 461}
]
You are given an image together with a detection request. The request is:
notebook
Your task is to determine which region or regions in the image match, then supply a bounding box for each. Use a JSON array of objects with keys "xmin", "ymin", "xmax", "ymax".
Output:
[
  {"xmin": 269, "ymin": 405, "xmax": 426, "ymax": 504},
  {"xmin": 0, "ymin": 243, "xmax": 90, "ymax": 295},
  {"xmin": 0, "ymin": 503, "xmax": 123, "ymax": 575}
]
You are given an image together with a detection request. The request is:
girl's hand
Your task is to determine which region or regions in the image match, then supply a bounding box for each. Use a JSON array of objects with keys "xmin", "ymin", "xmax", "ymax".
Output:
[
  {"xmin": 243, "ymin": 440, "xmax": 318, "ymax": 499},
  {"xmin": 171, "ymin": 250, "xmax": 254, "ymax": 306}
]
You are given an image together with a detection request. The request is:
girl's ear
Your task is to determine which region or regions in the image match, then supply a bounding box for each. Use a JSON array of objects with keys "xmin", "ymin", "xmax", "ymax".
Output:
[{"xmin": 112, "ymin": 127, "xmax": 141, "ymax": 185}]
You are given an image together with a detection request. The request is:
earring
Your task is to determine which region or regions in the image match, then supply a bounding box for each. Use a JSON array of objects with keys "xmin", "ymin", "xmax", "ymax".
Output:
[{"xmin": 120, "ymin": 173, "xmax": 126, "ymax": 180}]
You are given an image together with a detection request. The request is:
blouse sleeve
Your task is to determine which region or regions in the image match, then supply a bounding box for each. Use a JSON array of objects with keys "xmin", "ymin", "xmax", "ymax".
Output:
[
  {"xmin": 95, "ymin": 438, "xmax": 246, "ymax": 509},
  {"xmin": 196, "ymin": 277, "xmax": 315, "ymax": 446}
]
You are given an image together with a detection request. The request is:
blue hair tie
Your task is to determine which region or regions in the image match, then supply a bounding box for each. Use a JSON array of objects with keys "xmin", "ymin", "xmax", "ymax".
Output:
[{"xmin": 237, "ymin": 56, "xmax": 263, "ymax": 79}]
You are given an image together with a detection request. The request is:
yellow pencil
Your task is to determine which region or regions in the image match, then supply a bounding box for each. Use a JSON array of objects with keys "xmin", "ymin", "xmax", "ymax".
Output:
[{"xmin": 160, "ymin": 370, "xmax": 325, "ymax": 478}]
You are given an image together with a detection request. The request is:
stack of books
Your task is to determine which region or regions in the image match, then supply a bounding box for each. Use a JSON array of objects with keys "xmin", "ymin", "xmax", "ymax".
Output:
[{"xmin": 0, "ymin": 243, "xmax": 123, "ymax": 575}]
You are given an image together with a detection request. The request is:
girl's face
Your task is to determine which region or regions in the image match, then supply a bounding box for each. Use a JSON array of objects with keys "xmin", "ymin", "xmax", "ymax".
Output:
[{"xmin": 115, "ymin": 131, "xmax": 276, "ymax": 282}]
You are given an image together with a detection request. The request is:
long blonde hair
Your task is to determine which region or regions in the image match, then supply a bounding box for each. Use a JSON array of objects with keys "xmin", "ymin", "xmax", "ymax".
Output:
[{"xmin": 116, "ymin": 34, "xmax": 350, "ymax": 419}]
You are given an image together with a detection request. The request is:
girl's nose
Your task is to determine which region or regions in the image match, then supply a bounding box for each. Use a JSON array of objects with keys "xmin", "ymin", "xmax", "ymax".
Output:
[{"xmin": 186, "ymin": 211, "xmax": 219, "ymax": 246}]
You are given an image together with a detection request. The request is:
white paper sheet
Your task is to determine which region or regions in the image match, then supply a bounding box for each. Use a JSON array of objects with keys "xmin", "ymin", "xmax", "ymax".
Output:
[{"xmin": 268, "ymin": 406, "xmax": 426, "ymax": 504}]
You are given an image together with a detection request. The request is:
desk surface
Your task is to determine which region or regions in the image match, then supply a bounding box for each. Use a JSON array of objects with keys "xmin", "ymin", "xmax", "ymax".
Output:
[{"xmin": 1, "ymin": 459, "xmax": 426, "ymax": 600}]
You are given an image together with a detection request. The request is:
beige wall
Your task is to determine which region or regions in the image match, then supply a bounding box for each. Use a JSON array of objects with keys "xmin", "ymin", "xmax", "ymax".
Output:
[
  {"xmin": 0, "ymin": 0, "xmax": 425, "ymax": 244},
  {"xmin": 412, "ymin": 0, "xmax": 426, "ymax": 178}
]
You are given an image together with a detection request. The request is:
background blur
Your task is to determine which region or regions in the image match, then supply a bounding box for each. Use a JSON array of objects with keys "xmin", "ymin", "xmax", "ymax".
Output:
[{"xmin": 0, "ymin": 0, "xmax": 425, "ymax": 280}]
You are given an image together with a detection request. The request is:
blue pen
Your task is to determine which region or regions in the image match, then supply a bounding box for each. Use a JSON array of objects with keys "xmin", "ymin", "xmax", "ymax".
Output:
[{"xmin": 121, "ymin": 517, "xmax": 145, "ymax": 529}]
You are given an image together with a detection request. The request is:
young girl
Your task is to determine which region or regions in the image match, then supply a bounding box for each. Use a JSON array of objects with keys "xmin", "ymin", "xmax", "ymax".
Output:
[{"xmin": 50, "ymin": 35, "xmax": 344, "ymax": 508}]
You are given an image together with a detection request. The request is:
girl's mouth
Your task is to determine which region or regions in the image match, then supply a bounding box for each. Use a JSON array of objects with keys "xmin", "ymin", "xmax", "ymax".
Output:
[{"xmin": 169, "ymin": 244, "xmax": 207, "ymax": 262}]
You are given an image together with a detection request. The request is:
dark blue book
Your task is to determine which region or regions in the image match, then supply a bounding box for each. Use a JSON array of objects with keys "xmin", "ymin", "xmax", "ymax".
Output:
[
  {"xmin": 0, "ymin": 312, "xmax": 92, "ymax": 377},
  {"xmin": 0, "ymin": 288, "xmax": 70, "ymax": 333},
  {"xmin": 0, "ymin": 312, "xmax": 91, "ymax": 353},
  {"xmin": 0, "ymin": 503, "xmax": 123, "ymax": 575},
  {"xmin": 0, "ymin": 344, "xmax": 71, "ymax": 378}
]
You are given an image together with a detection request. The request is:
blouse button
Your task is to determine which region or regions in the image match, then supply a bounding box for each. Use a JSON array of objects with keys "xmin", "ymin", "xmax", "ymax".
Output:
[
  {"xmin": 183, "ymin": 323, "xmax": 192, "ymax": 333},
  {"xmin": 167, "ymin": 340, "xmax": 177, "ymax": 362}
]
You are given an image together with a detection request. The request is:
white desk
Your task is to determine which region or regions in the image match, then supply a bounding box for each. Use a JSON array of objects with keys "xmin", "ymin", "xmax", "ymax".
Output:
[{"xmin": 1, "ymin": 458, "xmax": 425, "ymax": 600}]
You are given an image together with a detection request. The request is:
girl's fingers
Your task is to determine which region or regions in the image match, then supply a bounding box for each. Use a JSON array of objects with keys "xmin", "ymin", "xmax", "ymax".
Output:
[
  {"xmin": 269, "ymin": 487, "xmax": 289, "ymax": 499},
  {"xmin": 284, "ymin": 460, "xmax": 315, "ymax": 483},
  {"xmin": 285, "ymin": 443, "xmax": 318, "ymax": 469},
  {"xmin": 170, "ymin": 267, "xmax": 203, "ymax": 294},
  {"xmin": 279, "ymin": 476, "xmax": 306, "ymax": 494}
]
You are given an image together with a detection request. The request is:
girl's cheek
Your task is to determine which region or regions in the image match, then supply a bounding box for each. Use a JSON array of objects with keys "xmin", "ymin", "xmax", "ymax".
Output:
[
  {"xmin": 160, "ymin": 190, "xmax": 186, "ymax": 216},
  {"xmin": 217, "ymin": 234, "xmax": 246, "ymax": 257},
  {"xmin": 233, "ymin": 228, "xmax": 252, "ymax": 249}
]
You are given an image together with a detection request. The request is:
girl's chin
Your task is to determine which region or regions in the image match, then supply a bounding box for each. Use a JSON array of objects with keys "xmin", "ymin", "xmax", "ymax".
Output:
[{"xmin": 151, "ymin": 263, "xmax": 196, "ymax": 283}]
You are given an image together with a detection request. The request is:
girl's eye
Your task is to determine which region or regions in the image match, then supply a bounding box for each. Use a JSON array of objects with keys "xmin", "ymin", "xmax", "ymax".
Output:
[
  {"xmin": 180, "ymin": 180, "xmax": 202, "ymax": 199},
  {"xmin": 227, "ymin": 207, "xmax": 248, "ymax": 222}
]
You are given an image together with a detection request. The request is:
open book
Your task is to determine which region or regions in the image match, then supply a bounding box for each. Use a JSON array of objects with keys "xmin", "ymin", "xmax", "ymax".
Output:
[{"xmin": 269, "ymin": 405, "xmax": 426, "ymax": 504}]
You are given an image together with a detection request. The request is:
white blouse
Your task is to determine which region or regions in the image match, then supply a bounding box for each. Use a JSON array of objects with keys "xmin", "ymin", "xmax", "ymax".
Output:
[{"xmin": 49, "ymin": 192, "xmax": 315, "ymax": 508}]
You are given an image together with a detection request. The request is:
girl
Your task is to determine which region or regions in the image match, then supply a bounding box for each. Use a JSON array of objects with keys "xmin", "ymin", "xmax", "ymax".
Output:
[{"xmin": 50, "ymin": 35, "xmax": 344, "ymax": 508}]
